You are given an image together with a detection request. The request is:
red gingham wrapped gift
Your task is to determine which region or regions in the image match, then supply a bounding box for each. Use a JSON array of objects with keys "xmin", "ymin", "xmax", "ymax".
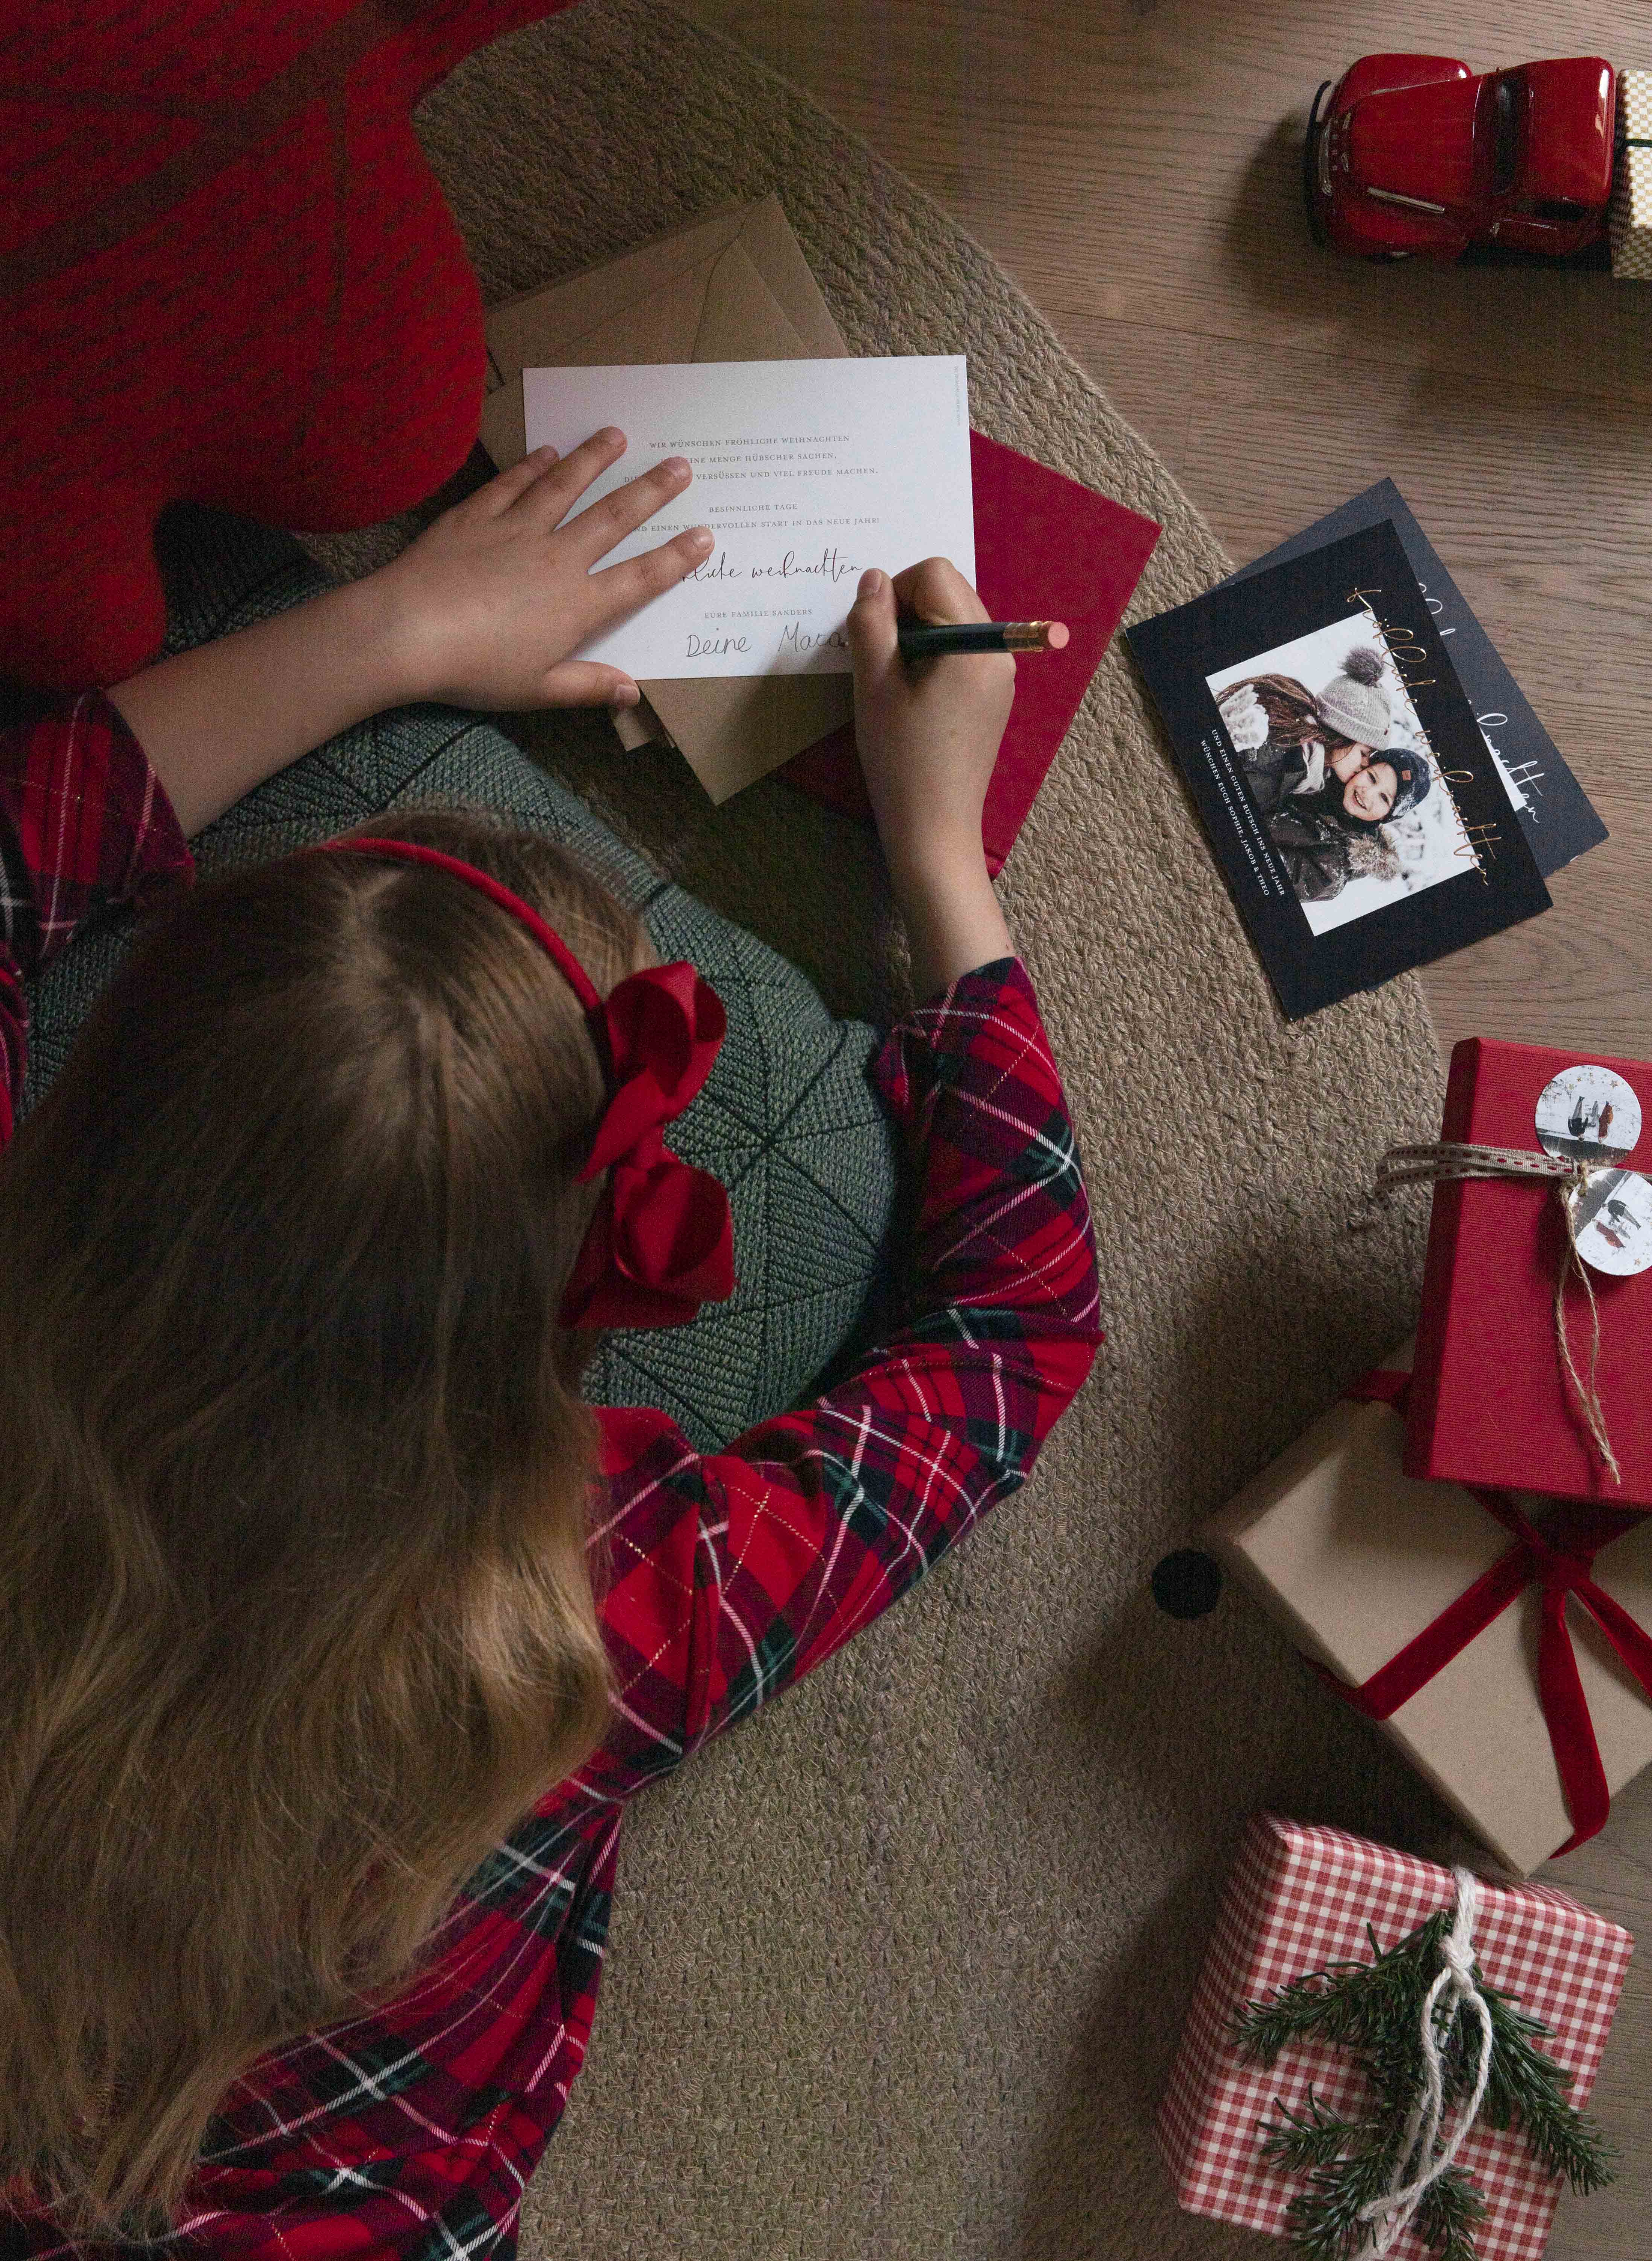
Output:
[{"xmin": 1157, "ymin": 1814, "xmax": 1632, "ymax": 2259}]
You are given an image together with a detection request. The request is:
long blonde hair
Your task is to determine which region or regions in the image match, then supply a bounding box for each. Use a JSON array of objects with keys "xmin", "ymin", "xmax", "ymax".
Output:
[{"xmin": 0, "ymin": 810, "xmax": 647, "ymax": 2240}]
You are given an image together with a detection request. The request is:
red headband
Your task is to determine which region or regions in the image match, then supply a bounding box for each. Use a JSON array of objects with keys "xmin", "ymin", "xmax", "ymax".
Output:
[{"xmin": 315, "ymin": 837, "xmax": 735, "ymax": 1331}]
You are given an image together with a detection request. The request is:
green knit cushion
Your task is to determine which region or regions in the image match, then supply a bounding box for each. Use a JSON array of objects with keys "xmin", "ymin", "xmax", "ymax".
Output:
[{"xmin": 22, "ymin": 508, "xmax": 897, "ymax": 1451}]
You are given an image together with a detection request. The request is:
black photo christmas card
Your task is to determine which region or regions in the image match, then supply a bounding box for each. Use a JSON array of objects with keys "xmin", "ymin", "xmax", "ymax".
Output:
[{"xmin": 1126, "ymin": 520, "xmax": 1551, "ymax": 1019}]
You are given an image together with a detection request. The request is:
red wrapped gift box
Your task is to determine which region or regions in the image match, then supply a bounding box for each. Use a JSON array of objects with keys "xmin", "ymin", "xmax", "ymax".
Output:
[
  {"xmin": 1158, "ymin": 1814, "xmax": 1632, "ymax": 2258},
  {"xmin": 1405, "ymin": 1038, "xmax": 1652, "ymax": 1508}
]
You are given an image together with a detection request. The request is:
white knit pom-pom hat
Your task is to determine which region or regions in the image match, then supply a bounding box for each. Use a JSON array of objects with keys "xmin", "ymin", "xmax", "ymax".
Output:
[{"xmin": 1317, "ymin": 645, "xmax": 1391, "ymax": 748}]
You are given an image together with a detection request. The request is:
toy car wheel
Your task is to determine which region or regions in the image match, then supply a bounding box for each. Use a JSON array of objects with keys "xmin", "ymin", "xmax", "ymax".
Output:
[{"xmin": 1303, "ymin": 79, "xmax": 1333, "ymax": 246}]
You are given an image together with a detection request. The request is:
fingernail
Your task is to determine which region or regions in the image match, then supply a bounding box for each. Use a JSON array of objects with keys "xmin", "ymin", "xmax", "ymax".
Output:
[
  {"xmin": 612, "ymin": 681, "xmax": 640, "ymax": 709},
  {"xmin": 600, "ymin": 426, "xmax": 625, "ymax": 447},
  {"xmin": 859, "ymin": 569, "xmax": 883, "ymax": 598},
  {"xmin": 535, "ymin": 443, "xmax": 559, "ymax": 463},
  {"xmin": 663, "ymin": 455, "xmax": 691, "ymax": 479},
  {"xmin": 689, "ymin": 527, "xmax": 713, "ymax": 553}
]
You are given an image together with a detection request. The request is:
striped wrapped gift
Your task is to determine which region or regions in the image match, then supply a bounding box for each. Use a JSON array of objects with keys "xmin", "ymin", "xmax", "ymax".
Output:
[
  {"xmin": 1157, "ymin": 1814, "xmax": 1632, "ymax": 2258},
  {"xmin": 1610, "ymin": 68, "xmax": 1652, "ymax": 280}
]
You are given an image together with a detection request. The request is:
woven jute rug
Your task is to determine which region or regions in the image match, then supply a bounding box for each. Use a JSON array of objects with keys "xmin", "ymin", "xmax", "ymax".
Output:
[{"xmin": 388, "ymin": 8, "xmax": 1460, "ymax": 2253}]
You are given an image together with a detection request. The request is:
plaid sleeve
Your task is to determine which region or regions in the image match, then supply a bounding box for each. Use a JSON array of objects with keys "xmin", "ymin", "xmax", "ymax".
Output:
[
  {"xmin": 0, "ymin": 691, "xmax": 193, "ymax": 1142},
  {"xmin": 586, "ymin": 957, "xmax": 1102, "ymax": 1796}
]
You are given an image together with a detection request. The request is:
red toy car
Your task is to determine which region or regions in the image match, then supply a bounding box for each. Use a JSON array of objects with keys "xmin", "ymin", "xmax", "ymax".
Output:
[{"xmin": 1305, "ymin": 53, "xmax": 1617, "ymax": 259}]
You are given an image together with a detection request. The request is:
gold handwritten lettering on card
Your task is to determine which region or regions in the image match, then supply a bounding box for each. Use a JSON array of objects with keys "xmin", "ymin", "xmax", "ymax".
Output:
[{"xmin": 1349, "ymin": 587, "xmax": 1496, "ymax": 886}]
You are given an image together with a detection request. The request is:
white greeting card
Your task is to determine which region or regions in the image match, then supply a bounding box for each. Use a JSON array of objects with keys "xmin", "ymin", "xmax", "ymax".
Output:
[{"xmin": 521, "ymin": 357, "xmax": 974, "ymax": 678}]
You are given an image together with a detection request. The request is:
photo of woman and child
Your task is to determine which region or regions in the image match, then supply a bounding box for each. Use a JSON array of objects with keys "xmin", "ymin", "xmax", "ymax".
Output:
[{"xmin": 1207, "ymin": 619, "xmax": 1451, "ymax": 936}]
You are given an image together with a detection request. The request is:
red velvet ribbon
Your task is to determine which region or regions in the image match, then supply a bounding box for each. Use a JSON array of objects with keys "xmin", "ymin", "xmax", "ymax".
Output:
[
  {"xmin": 310, "ymin": 840, "xmax": 736, "ymax": 1333},
  {"xmin": 1320, "ymin": 1369, "xmax": 1652, "ymax": 1854},
  {"xmin": 559, "ymin": 960, "xmax": 734, "ymax": 1331}
]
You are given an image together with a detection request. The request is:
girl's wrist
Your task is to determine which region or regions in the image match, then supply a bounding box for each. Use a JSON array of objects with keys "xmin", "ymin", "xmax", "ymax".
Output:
[
  {"xmin": 891, "ymin": 859, "xmax": 1011, "ymax": 1000},
  {"xmin": 882, "ymin": 819, "xmax": 990, "ymax": 905},
  {"xmin": 357, "ymin": 561, "xmax": 454, "ymax": 711},
  {"xmin": 108, "ymin": 570, "xmax": 437, "ymax": 840}
]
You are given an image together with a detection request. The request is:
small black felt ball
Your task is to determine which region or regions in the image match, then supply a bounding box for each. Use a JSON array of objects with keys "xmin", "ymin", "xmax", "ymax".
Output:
[{"xmin": 1150, "ymin": 1549, "xmax": 1224, "ymax": 1620}]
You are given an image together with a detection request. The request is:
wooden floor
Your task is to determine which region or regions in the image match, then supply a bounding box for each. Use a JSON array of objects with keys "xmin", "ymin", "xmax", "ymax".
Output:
[{"xmin": 680, "ymin": 3, "xmax": 1652, "ymax": 2252}]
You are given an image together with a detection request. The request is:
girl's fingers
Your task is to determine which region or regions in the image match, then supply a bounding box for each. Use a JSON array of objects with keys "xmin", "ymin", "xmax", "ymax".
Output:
[
  {"xmin": 585, "ymin": 524, "xmax": 716, "ymax": 619},
  {"xmin": 846, "ymin": 568, "xmax": 898, "ymax": 683},
  {"xmin": 479, "ymin": 443, "xmax": 562, "ymax": 514},
  {"xmin": 513, "ymin": 426, "xmax": 631, "ymax": 522},
  {"xmin": 565, "ymin": 453, "xmax": 696, "ymax": 563},
  {"xmin": 538, "ymin": 660, "xmax": 643, "ymax": 710},
  {"xmin": 888, "ymin": 556, "xmax": 990, "ymax": 626}
]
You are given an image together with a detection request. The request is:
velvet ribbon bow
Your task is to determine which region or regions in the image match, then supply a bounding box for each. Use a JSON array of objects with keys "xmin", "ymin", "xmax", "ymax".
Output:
[
  {"xmin": 557, "ymin": 960, "xmax": 736, "ymax": 1331},
  {"xmin": 1324, "ymin": 1368, "xmax": 1652, "ymax": 1855},
  {"xmin": 308, "ymin": 840, "xmax": 736, "ymax": 1334}
]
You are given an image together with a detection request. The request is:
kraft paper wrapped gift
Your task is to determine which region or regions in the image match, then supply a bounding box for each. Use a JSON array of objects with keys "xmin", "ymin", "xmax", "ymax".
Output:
[
  {"xmin": 1157, "ymin": 1813, "xmax": 1632, "ymax": 2258},
  {"xmin": 1609, "ymin": 69, "xmax": 1652, "ymax": 281},
  {"xmin": 1201, "ymin": 1341, "xmax": 1652, "ymax": 1875}
]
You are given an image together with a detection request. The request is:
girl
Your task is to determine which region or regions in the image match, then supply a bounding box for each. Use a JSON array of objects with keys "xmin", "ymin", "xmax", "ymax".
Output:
[
  {"xmin": 0, "ymin": 434, "xmax": 1100, "ymax": 2253},
  {"xmin": 1266, "ymin": 743, "xmax": 1433, "ymax": 903},
  {"xmin": 1216, "ymin": 646, "xmax": 1392, "ymax": 820}
]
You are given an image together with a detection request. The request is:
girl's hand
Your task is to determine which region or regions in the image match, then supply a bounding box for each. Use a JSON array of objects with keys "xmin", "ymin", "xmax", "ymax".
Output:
[
  {"xmin": 375, "ymin": 428, "xmax": 713, "ymax": 712},
  {"xmin": 846, "ymin": 558, "xmax": 1015, "ymax": 996},
  {"xmin": 846, "ymin": 558, "xmax": 1016, "ymax": 883},
  {"xmin": 105, "ymin": 430, "xmax": 709, "ymax": 838}
]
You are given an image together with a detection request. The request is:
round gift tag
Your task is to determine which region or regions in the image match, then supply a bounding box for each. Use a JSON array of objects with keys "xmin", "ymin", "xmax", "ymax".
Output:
[
  {"xmin": 1567, "ymin": 1168, "xmax": 1652, "ymax": 1278},
  {"xmin": 1535, "ymin": 1064, "xmax": 1642, "ymax": 1168}
]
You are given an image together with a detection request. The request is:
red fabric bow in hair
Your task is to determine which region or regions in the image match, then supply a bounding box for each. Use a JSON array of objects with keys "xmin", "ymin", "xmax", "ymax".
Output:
[
  {"xmin": 558, "ymin": 962, "xmax": 735, "ymax": 1331},
  {"xmin": 309, "ymin": 839, "xmax": 736, "ymax": 1335}
]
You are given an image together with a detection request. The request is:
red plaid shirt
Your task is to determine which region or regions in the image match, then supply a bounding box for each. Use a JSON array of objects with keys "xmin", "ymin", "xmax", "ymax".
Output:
[
  {"xmin": 1, "ymin": 699, "xmax": 1101, "ymax": 2261},
  {"xmin": 0, "ymin": 693, "xmax": 193, "ymax": 1139}
]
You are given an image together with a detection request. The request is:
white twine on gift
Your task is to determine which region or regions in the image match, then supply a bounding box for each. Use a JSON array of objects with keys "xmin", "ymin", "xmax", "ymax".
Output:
[
  {"xmin": 1378, "ymin": 1141, "xmax": 1622, "ymax": 1485},
  {"xmin": 1357, "ymin": 1867, "xmax": 1494, "ymax": 2259}
]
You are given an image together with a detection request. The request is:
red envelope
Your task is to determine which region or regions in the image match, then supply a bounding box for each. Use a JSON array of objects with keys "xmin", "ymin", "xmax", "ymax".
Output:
[
  {"xmin": 1406, "ymin": 1036, "xmax": 1652, "ymax": 1507},
  {"xmin": 779, "ymin": 429, "xmax": 1161, "ymax": 875}
]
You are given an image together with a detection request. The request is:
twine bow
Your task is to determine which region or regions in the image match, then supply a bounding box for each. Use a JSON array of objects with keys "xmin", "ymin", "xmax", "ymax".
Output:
[
  {"xmin": 1378, "ymin": 1141, "xmax": 1622, "ymax": 1485},
  {"xmin": 1357, "ymin": 1868, "xmax": 1493, "ymax": 2258}
]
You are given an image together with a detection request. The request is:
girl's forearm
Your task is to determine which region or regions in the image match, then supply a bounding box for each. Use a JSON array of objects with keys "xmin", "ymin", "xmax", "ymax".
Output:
[
  {"xmin": 105, "ymin": 573, "xmax": 415, "ymax": 839},
  {"xmin": 887, "ymin": 844, "xmax": 1013, "ymax": 1001}
]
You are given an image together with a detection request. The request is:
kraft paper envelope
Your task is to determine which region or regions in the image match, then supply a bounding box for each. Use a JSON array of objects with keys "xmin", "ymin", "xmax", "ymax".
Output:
[{"xmin": 478, "ymin": 198, "xmax": 855, "ymax": 794}]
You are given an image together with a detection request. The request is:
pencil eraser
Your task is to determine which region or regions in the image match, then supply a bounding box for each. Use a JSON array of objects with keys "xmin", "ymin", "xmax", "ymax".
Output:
[{"xmin": 1046, "ymin": 621, "xmax": 1070, "ymax": 650}]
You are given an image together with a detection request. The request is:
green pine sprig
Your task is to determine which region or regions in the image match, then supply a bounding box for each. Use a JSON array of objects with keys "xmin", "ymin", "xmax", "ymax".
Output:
[
  {"xmin": 1472, "ymin": 1976, "xmax": 1614, "ymax": 2194},
  {"xmin": 1228, "ymin": 1905, "xmax": 1614, "ymax": 2260},
  {"xmin": 1403, "ymin": 2164, "xmax": 1486, "ymax": 2261}
]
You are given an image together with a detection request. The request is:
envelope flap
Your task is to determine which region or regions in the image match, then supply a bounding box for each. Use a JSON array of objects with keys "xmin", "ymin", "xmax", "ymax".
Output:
[
  {"xmin": 478, "ymin": 382, "xmax": 528, "ymax": 470},
  {"xmin": 694, "ymin": 240, "xmax": 809, "ymax": 361},
  {"xmin": 645, "ymin": 674, "xmax": 853, "ymax": 803},
  {"xmin": 485, "ymin": 202, "xmax": 756, "ymax": 379},
  {"xmin": 728, "ymin": 196, "xmax": 847, "ymax": 355},
  {"xmin": 595, "ymin": 265, "xmax": 738, "ymax": 368},
  {"xmin": 485, "ymin": 195, "xmax": 847, "ymax": 382}
]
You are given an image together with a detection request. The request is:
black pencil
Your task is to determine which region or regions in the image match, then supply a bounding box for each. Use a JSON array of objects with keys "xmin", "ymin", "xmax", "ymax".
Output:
[{"xmin": 897, "ymin": 619, "xmax": 1070, "ymax": 659}]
